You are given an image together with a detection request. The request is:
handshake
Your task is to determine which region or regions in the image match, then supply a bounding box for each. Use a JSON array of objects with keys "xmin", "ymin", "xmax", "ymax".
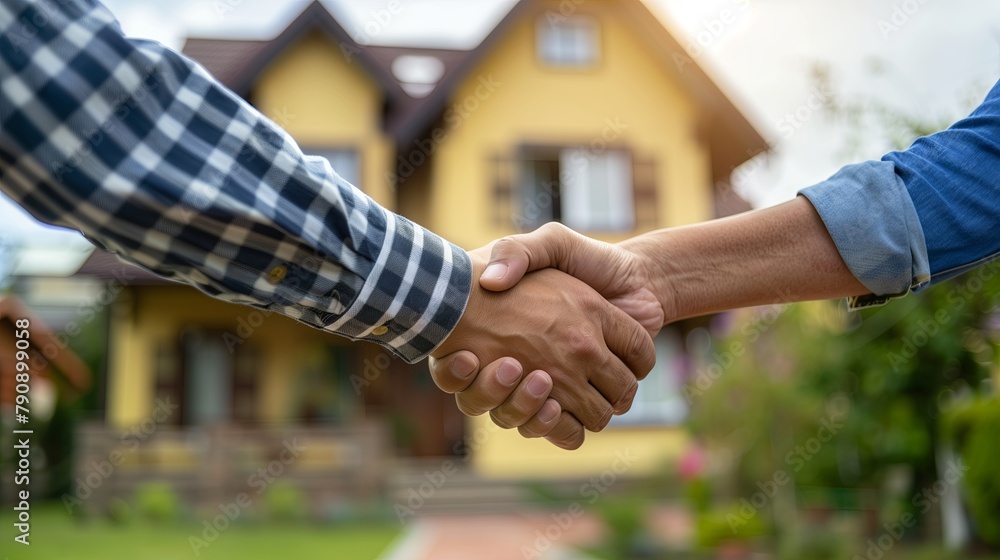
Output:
[
  {"xmin": 429, "ymin": 197, "xmax": 867, "ymax": 449},
  {"xmin": 429, "ymin": 222, "xmax": 670, "ymax": 450}
]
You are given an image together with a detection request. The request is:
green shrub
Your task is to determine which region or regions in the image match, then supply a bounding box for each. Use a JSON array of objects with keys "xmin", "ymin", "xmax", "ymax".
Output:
[
  {"xmin": 695, "ymin": 504, "xmax": 767, "ymax": 549},
  {"xmin": 133, "ymin": 482, "xmax": 180, "ymax": 522},
  {"xmin": 264, "ymin": 481, "xmax": 307, "ymax": 521},
  {"xmin": 683, "ymin": 478, "xmax": 711, "ymax": 515},
  {"xmin": 778, "ymin": 525, "xmax": 846, "ymax": 560},
  {"xmin": 589, "ymin": 495, "xmax": 651, "ymax": 558},
  {"xmin": 943, "ymin": 398, "xmax": 1000, "ymax": 549},
  {"xmin": 107, "ymin": 497, "xmax": 133, "ymax": 525}
]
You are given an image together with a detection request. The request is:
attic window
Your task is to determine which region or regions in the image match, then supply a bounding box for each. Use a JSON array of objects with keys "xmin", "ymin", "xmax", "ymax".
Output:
[
  {"xmin": 537, "ymin": 16, "xmax": 599, "ymax": 67},
  {"xmin": 391, "ymin": 55, "xmax": 446, "ymax": 98}
]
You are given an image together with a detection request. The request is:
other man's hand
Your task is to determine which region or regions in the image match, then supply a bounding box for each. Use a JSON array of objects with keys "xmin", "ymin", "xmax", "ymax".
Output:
[{"xmin": 430, "ymin": 247, "xmax": 656, "ymax": 450}]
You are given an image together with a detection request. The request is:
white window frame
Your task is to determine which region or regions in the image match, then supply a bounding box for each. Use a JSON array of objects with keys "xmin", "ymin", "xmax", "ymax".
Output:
[
  {"xmin": 536, "ymin": 16, "xmax": 600, "ymax": 67},
  {"xmin": 560, "ymin": 148, "xmax": 635, "ymax": 232}
]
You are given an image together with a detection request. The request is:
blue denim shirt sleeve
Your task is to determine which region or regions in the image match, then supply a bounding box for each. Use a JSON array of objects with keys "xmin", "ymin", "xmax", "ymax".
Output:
[{"xmin": 799, "ymin": 78, "xmax": 1000, "ymax": 309}]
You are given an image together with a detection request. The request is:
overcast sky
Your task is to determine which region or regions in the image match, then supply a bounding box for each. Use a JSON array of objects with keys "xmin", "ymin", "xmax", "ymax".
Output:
[{"xmin": 4, "ymin": 0, "xmax": 999, "ymax": 260}]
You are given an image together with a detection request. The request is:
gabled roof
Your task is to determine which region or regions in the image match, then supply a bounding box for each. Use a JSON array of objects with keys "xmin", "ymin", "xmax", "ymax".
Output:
[
  {"xmin": 382, "ymin": 0, "xmax": 534, "ymax": 144},
  {"xmin": 181, "ymin": 0, "xmax": 768, "ymax": 187},
  {"xmin": 0, "ymin": 295, "xmax": 91, "ymax": 398},
  {"xmin": 616, "ymin": 0, "xmax": 769, "ymax": 178},
  {"xmin": 181, "ymin": 38, "xmax": 272, "ymax": 89},
  {"xmin": 181, "ymin": 1, "xmax": 405, "ymax": 103},
  {"xmin": 363, "ymin": 45, "xmax": 473, "ymax": 135}
]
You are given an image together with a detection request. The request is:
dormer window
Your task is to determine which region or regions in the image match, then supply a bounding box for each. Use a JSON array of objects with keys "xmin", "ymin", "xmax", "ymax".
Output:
[
  {"xmin": 391, "ymin": 55, "xmax": 446, "ymax": 98},
  {"xmin": 537, "ymin": 16, "xmax": 599, "ymax": 67}
]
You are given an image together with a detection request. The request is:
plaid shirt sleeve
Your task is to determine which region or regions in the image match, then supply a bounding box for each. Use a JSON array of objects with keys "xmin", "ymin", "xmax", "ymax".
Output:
[{"xmin": 0, "ymin": 0, "xmax": 472, "ymax": 363}]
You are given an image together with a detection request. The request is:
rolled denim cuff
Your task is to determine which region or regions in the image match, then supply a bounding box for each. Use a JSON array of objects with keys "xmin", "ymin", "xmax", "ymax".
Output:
[{"xmin": 798, "ymin": 160, "xmax": 931, "ymax": 309}]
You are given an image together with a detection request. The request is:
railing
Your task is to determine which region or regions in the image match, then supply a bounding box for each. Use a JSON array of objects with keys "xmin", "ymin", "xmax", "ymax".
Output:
[{"xmin": 72, "ymin": 421, "xmax": 389, "ymax": 517}]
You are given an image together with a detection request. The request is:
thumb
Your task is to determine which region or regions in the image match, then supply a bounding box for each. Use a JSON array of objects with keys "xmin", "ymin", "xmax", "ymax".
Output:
[
  {"xmin": 479, "ymin": 222, "xmax": 578, "ymax": 291},
  {"xmin": 480, "ymin": 223, "xmax": 622, "ymax": 294}
]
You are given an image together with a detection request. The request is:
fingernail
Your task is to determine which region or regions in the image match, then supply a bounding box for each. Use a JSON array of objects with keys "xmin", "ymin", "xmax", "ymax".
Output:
[
  {"xmin": 526, "ymin": 374, "xmax": 550, "ymax": 397},
  {"xmin": 538, "ymin": 400, "xmax": 559, "ymax": 423},
  {"xmin": 482, "ymin": 263, "xmax": 507, "ymax": 281},
  {"xmin": 451, "ymin": 355, "xmax": 476, "ymax": 379},
  {"xmin": 497, "ymin": 360, "xmax": 521, "ymax": 386}
]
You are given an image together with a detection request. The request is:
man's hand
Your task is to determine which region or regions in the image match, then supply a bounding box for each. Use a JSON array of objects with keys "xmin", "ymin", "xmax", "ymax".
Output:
[
  {"xmin": 430, "ymin": 248, "xmax": 656, "ymax": 450},
  {"xmin": 430, "ymin": 353, "xmax": 569, "ymax": 445},
  {"xmin": 431, "ymin": 224, "xmax": 668, "ymax": 449},
  {"xmin": 480, "ymin": 222, "xmax": 667, "ymax": 336}
]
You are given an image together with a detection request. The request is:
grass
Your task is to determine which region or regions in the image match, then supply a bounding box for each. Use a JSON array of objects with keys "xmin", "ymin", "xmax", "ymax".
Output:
[
  {"xmin": 582, "ymin": 546, "xmax": 1000, "ymax": 560},
  {"xmin": 4, "ymin": 505, "xmax": 401, "ymax": 560}
]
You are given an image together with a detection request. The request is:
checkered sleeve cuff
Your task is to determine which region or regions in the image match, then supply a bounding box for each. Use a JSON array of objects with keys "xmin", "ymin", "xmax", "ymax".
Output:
[{"xmin": 321, "ymin": 212, "xmax": 473, "ymax": 362}]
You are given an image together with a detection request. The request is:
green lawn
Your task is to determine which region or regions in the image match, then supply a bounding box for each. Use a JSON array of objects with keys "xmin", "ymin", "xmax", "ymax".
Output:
[{"xmin": 4, "ymin": 506, "xmax": 400, "ymax": 560}]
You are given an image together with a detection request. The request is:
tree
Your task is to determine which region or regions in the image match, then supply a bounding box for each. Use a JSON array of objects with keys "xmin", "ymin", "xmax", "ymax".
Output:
[{"xmin": 686, "ymin": 64, "xmax": 1000, "ymax": 550}]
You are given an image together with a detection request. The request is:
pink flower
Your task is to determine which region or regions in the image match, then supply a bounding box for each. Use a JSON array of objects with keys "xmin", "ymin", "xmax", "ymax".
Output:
[{"xmin": 678, "ymin": 443, "xmax": 707, "ymax": 481}]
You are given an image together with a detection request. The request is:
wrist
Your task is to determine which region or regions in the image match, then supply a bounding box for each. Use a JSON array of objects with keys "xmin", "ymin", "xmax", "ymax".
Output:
[
  {"xmin": 619, "ymin": 229, "xmax": 698, "ymax": 324},
  {"xmin": 618, "ymin": 232, "xmax": 680, "ymax": 326},
  {"xmin": 434, "ymin": 249, "xmax": 488, "ymax": 357}
]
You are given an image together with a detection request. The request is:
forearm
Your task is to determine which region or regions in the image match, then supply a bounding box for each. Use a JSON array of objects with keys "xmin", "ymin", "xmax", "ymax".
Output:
[{"xmin": 623, "ymin": 197, "xmax": 869, "ymax": 322}]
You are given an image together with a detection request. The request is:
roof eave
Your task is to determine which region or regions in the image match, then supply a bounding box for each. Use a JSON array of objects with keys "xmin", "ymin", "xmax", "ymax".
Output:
[{"xmin": 202, "ymin": 2, "xmax": 407, "ymax": 106}]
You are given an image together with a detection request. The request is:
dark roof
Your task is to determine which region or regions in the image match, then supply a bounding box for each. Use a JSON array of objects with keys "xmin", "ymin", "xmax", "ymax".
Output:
[
  {"xmin": 383, "ymin": 0, "xmax": 534, "ymax": 144},
  {"xmin": 181, "ymin": 38, "xmax": 271, "ymax": 88},
  {"xmin": 76, "ymin": 248, "xmax": 174, "ymax": 284},
  {"xmin": 181, "ymin": 1, "xmax": 405, "ymax": 103},
  {"xmin": 617, "ymin": 0, "xmax": 769, "ymax": 174},
  {"xmin": 364, "ymin": 45, "xmax": 472, "ymax": 134},
  {"xmin": 0, "ymin": 295, "xmax": 91, "ymax": 396}
]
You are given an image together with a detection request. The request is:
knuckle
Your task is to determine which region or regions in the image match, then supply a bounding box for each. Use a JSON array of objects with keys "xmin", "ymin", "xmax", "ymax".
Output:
[
  {"xmin": 553, "ymin": 430, "xmax": 584, "ymax": 450},
  {"xmin": 429, "ymin": 356, "xmax": 473, "ymax": 394},
  {"xmin": 496, "ymin": 399, "xmax": 531, "ymax": 427},
  {"xmin": 518, "ymin": 422, "xmax": 548, "ymax": 439},
  {"xmin": 538, "ymin": 221, "xmax": 566, "ymax": 236},
  {"xmin": 430, "ymin": 371, "xmax": 460, "ymax": 394},
  {"xmin": 631, "ymin": 332, "xmax": 656, "ymax": 375},
  {"xmin": 589, "ymin": 405, "xmax": 615, "ymax": 433},
  {"xmin": 567, "ymin": 330, "xmax": 603, "ymax": 362},
  {"xmin": 489, "ymin": 409, "xmax": 516, "ymax": 430},
  {"xmin": 492, "ymin": 236, "xmax": 519, "ymax": 253},
  {"xmin": 544, "ymin": 415, "xmax": 586, "ymax": 450},
  {"xmin": 456, "ymin": 395, "xmax": 486, "ymax": 418},
  {"xmin": 613, "ymin": 379, "xmax": 638, "ymax": 414},
  {"xmin": 490, "ymin": 406, "xmax": 520, "ymax": 429}
]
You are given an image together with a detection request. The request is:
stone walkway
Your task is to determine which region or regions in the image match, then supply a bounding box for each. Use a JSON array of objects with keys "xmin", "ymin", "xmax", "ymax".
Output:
[{"xmin": 377, "ymin": 507, "xmax": 691, "ymax": 560}]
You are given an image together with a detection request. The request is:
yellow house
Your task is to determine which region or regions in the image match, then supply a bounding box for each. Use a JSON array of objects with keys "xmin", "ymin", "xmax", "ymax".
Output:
[{"xmin": 81, "ymin": 0, "xmax": 767, "ymax": 501}]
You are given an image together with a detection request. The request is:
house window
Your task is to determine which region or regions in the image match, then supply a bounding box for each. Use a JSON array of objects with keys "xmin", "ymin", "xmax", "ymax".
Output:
[
  {"xmin": 537, "ymin": 16, "xmax": 599, "ymax": 67},
  {"xmin": 311, "ymin": 148, "xmax": 361, "ymax": 188},
  {"xmin": 182, "ymin": 329, "xmax": 233, "ymax": 427},
  {"xmin": 178, "ymin": 328, "xmax": 260, "ymax": 426},
  {"xmin": 518, "ymin": 147, "xmax": 634, "ymax": 232},
  {"xmin": 610, "ymin": 328, "xmax": 689, "ymax": 427}
]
